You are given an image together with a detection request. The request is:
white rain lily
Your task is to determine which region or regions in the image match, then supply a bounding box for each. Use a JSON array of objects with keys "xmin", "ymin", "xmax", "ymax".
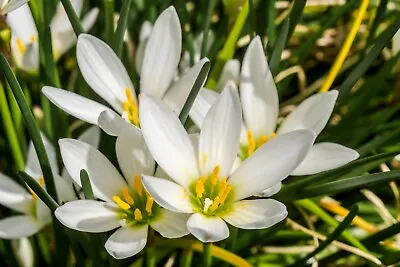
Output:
[
  {"xmin": 189, "ymin": 36, "xmax": 359, "ymax": 197},
  {"xmin": 0, "ymin": 0, "xmax": 28, "ymax": 15},
  {"xmin": 134, "ymin": 21, "xmax": 152, "ymax": 74},
  {"xmin": 56, "ymin": 125, "xmax": 190, "ymax": 259},
  {"xmin": 43, "ymin": 6, "xmax": 209, "ymax": 137},
  {"xmin": 139, "ymin": 85, "xmax": 316, "ymax": 242},
  {"xmin": 0, "ymin": 135, "xmax": 75, "ymax": 239},
  {"xmin": 6, "ymin": 1, "xmax": 98, "ymax": 72}
]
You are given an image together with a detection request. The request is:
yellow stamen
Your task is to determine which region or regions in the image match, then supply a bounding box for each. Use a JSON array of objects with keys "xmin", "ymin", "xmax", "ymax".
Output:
[
  {"xmin": 134, "ymin": 175, "xmax": 143, "ymax": 196},
  {"xmin": 211, "ymin": 166, "xmax": 220, "ymax": 185},
  {"xmin": 219, "ymin": 186, "xmax": 232, "ymax": 204},
  {"xmin": 146, "ymin": 197, "xmax": 154, "ymax": 213},
  {"xmin": 113, "ymin": 196, "xmax": 131, "ymax": 210},
  {"xmin": 122, "ymin": 88, "xmax": 140, "ymax": 126},
  {"xmin": 121, "ymin": 187, "xmax": 134, "ymax": 205},
  {"xmin": 30, "ymin": 35, "xmax": 37, "ymax": 43},
  {"xmin": 134, "ymin": 208, "xmax": 143, "ymax": 221},
  {"xmin": 16, "ymin": 38, "xmax": 25, "ymax": 54},
  {"xmin": 30, "ymin": 189, "xmax": 38, "ymax": 201},
  {"xmin": 247, "ymin": 130, "xmax": 255, "ymax": 156},
  {"xmin": 210, "ymin": 196, "xmax": 221, "ymax": 211},
  {"xmin": 257, "ymin": 135, "xmax": 268, "ymax": 148},
  {"xmin": 38, "ymin": 177, "xmax": 45, "ymax": 186},
  {"xmin": 270, "ymin": 133, "xmax": 277, "ymax": 139},
  {"xmin": 220, "ymin": 177, "xmax": 227, "ymax": 193},
  {"xmin": 195, "ymin": 176, "xmax": 206, "ymax": 198}
]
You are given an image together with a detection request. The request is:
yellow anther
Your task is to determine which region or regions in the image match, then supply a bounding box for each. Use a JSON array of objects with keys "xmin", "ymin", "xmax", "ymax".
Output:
[
  {"xmin": 16, "ymin": 38, "xmax": 25, "ymax": 54},
  {"xmin": 30, "ymin": 189, "xmax": 38, "ymax": 201},
  {"xmin": 113, "ymin": 196, "xmax": 131, "ymax": 210},
  {"xmin": 219, "ymin": 185, "xmax": 232, "ymax": 204},
  {"xmin": 270, "ymin": 133, "xmax": 277, "ymax": 139},
  {"xmin": 123, "ymin": 88, "xmax": 139, "ymax": 126},
  {"xmin": 30, "ymin": 35, "xmax": 37, "ymax": 43},
  {"xmin": 38, "ymin": 177, "xmax": 45, "ymax": 186},
  {"xmin": 125, "ymin": 88, "xmax": 135, "ymax": 105},
  {"xmin": 134, "ymin": 208, "xmax": 143, "ymax": 221},
  {"xmin": 195, "ymin": 176, "xmax": 206, "ymax": 198},
  {"xmin": 257, "ymin": 135, "xmax": 268, "ymax": 148},
  {"xmin": 210, "ymin": 196, "xmax": 221, "ymax": 211},
  {"xmin": 211, "ymin": 166, "xmax": 220, "ymax": 185},
  {"xmin": 146, "ymin": 197, "xmax": 154, "ymax": 213},
  {"xmin": 219, "ymin": 177, "xmax": 227, "ymax": 193},
  {"xmin": 134, "ymin": 175, "xmax": 143, "ymax": 196},
  {"xmin": 121, "ymin": 187, "xmax": 134, "ymax": 205},
  {"xmin": 247, "ymin": 130, "xmax": 256, "ymax": 156}
]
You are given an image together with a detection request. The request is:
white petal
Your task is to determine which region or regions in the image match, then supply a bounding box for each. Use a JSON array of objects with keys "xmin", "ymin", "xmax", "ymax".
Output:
[
  {"xmin": 258, "ymin": 183, "xmax": 282, "ymax": 197},
  {"xmin": 21, "ymin": 42, "xmax": 39, "ymax": 72},
  {"xmin": 116, "ymin": 125, "xmax": 156, "ymax": 184},
  {"xmin": 105, "ymin": 226, "xmax": 148, "ymax": 259},
  {"xmin": 77, "ymin": 34, "xmax": 135, "ymax": 112},
  {"xmin": 55, "ymin": 200, "xmax": 120, "ymax": 232},
  {"xmin": 278, "ymin": 90, "xmax": 338, "ymax": 136},
  {"xmin": 240, "ymin": 36, "xmax": 278, "ymax": 138},
  {"xmin": 12, "ymin": 238, "xmax": 34, "ymax": 267},
  {"xmin": 142, "ymin": 175, "xmax": 193, "ymax": 213},
  {"xmin": 140, "ymin": 6, "xmax": 181, "ymax": 98},
  {"xmin": 215, "ymin": 59, "xmax": 240, "ymax": 92},
  {"xmin": 0, "ymin": 216, "xmax": 44, "ymax": 239},
  {"xmin": 135, "ymin": 21, "xmax": 153, "ymax": 74},
  {"xmin": 97, "ymin": 109, "xmax": 132, "ymax": 137},
  {"xmin": 292, "ymin": 142, "xmax": 360, "ymax": 175},
  {"xmin": 199, "ymin": 84, "xmax": 242, "ymax": 177},
  {"xmin": 189, "ymin": 88, "xmax": 218, "ymax": 128},
  {"xmin": 394, "ymin": 29, "xmax": 400, "ymax": 55},
  {"xmin": 25, "ymin": 133, "xmax": 58, "ymax": 177},
  {"xmin": 222, "ymin": 199, "xmax": 287, "ymax": 229},
  {"xmin": 139, "ymin": 94, "xmax": 199, "ymax": 187},
  {"xmin": 187, "ymin": 213, "xmax": 229, "ymax": 242},
  {"xmin": 42, "ymin": 86, "xmax": 111, "ymax": 125},
  {"xmin": 35, "ymin": 199, "xmax": 51, "ymax": 224},
  {"xmin": 150, "ymin": 209, "xmax": 190, "ymax": 238},
  {"xmin": 163, "ymin": 58, "xmax": 210, "ymax": 115},
  {"xmin": 1, "ymin": 0, "xmax": 29, "ymax": 14},
  {"xmin": 229, "ymin": 130, "xmax": 316, "ymax": 201},
  {"xmin": 0, "ymin": 173, "xmax": 33, "ymax": 214},
  {"xmin": 59, "ymin": 139, "xmax": 127, "ymax": 202},
  {"xmin": 82, "ymin": 8, "xmax": 99, "ymax": 32},
  {"xmin": 78, "ymin": 126, "xmax": 101, "ymax": 149}
]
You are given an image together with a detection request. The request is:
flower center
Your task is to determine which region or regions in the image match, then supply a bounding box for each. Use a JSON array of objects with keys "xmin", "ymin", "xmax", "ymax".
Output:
[
  {"xmin": 15, "ymin": 35, "xmax": 37, "ymax": 56},
  {"xmin": 122, "ymin": 88, "xmax": 140, "ymax": 126},
  {"xmin": 243, "ymin": 130, "xmax": 276, "ymax": 159},
  {"xmin": 112, "ymin": 175, "xmax": 159, "ymax": 226},
  {"xmin": 190, "ymin": 166, "xmax": 233, "ymax": 216}
]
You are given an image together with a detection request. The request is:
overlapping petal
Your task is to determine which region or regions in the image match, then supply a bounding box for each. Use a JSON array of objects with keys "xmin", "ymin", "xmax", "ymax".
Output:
[
  {"xmin": 150, "ymin": 209, "xmax": 190, "ymax": 238},
  {"xmin": 0, "ymin": 216, "xmax": 45, "ymax": 239},
  {"xmin": 189, "ymin": 88, "xmax": 218, "ymax": 128},
  {"xmin": 105, "ymin": 226, "xmax": 148, "ymax": 259},
  {"xmin": 0, "ymin": 0, "xmax": 29, "ymax": 14},
  {"xmin": 0, "ymin": 173, "xmax": 33, "ymax": 214},
  {"xmin": 187, "ymin": 213, "xmax": 229, "ymax": 243}
]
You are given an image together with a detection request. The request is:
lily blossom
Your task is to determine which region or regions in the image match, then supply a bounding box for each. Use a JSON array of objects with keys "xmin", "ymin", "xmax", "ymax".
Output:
[
  {"xmin": 0, "ymin": 0, "xmax": 28, "ymax": 15},
  {"xmin": 0, "ymin": 135, "xmax": 75, "ymax": 239},
  {"xmin": 139, "ymin": 85, "xmax": 316, "ymax": 242},
  {"xmin": 43, "ymin": 6, "xmax": 209, "ymax": 137},
  {"xmin": 56, "ymin": 125, "xmax": 189, "ymax": 259},
  {"xmin": 190, "ymin": 36, "xmax": 359, "ymax": 196},
  {"xmin": 6, "ymin": 1, "xmax": 98, "ymax": 72}
]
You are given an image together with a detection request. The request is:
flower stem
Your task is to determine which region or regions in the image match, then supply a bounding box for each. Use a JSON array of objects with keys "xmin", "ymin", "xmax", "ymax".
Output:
[
  {"xmin": 60, "ymin": 0, "xmax": 84, "ymax": 36},
  {"xmin": 180, "ymin": 249, "xmax": 193, "ymax": 267},
  {"xmin": 146, "ymin": 229, "xmax": 156, "ymax": 267},
  {"xmin": 104, "ymin": 0, "xmax": 114, "ymax": 44},
  {"xmin": 203, "ymin": 243, "xmax": 212, "ymax": 267},
  {"xmin": 112, "ymin": 0, "xmax": 132, "ymax": 57}
]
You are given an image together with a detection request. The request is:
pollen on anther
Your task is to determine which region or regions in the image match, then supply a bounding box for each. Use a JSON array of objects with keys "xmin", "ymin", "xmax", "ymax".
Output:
[
  {"xmin": 134, "ymin": 208, "xmax": 143, "ymax": 221},
  {"xmin": 113, "ymin": 196, "xmax": 131, "ymax": 210},
  {"xmin": 134, "ymin": 175, "xmax": 143, "ymax": 196},
  {"xmin": 146, "ymin": 197, "xmax": 154, "ymax": 213},
  {"xmin": 211, "ymin": 166, "xmax": 220, "ymax": 185},
  {"xmin": 121, "ymin": 187, "xmax": 134, "ymax": 205},
  {"xmin": 247, "ymin": 130, "xmax": 256, "ymax": 156},
  {"xmin": 195, "ymin": 176, "xmax": 205, "ymax": 198},
  {"xmin": 257, "ymin": 135, "xmax": 268, "ymax": 148},
  {"xmin": 39, "ymin": 177, "xmax": 45, "ymax": 186},
  {"xmin": 210, "ymin": 196, "xmax": 221, "ymax": 211},
  {"xmin": 16, "ymin": 38, "xmax": 26, "ymax": 54}
]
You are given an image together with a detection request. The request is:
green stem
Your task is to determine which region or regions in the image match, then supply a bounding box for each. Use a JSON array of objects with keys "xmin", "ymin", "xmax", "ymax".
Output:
[
  {"xmin": 201, "ymin": 0, "xmax": 218, "ymax": 57},
  {"xmin": 0, "ymin": 82, "xmax": 25, "ymax": 170},
  {"xmin": 0, "ymin": 54, "xmax": 59, "ymax": 202},
  {"xmin": 203, "ymin": 243, "xmax": 212, "ymax": 267},
  {"xmin": 146, "ymin": 229, "xmax": 156, "ymax": 267},
  {"xmin": 60, "ymin": 0, "xmax": 84, "ymax": 36},
  {"xmin": 80, "ymin": 169, "xmax": 95, "ymax": 200},
  {"xmin": 113, "ymin": 0, "xmax": 132, "ymax": 57},
  {"xmin": 180, "ymin": 249, "xmax": 193, "ymax": 267},
  {"xmin": 104, "ymin": 0, "xmax": 114, "ymax": 44}
]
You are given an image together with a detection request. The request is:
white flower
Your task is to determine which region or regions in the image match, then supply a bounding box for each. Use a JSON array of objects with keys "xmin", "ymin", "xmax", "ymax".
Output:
[
  {"xmin": 56, "ymin": 125, "xmax": 189, "ymax": 259},
  {"xmin": 189, "ymin": 36, "xmax": 359, "ymax": 197},
  {"xmin": 139, "ymin": 85, "xmax": 316, "ymax": 242},
  {"xmin": 0, "ymin": 135, "xmax": 75, "ymax": 239},
  {"xmin": 6, "ymin": 1, "xmax": 98, "ymax": 72},
  {"xmin": 0, "ymin": 0, "xmax": 28, "ymax": 15},
  {"xmin": 42, "ymin": 6, "xmax": 209, "ymax": 137}
]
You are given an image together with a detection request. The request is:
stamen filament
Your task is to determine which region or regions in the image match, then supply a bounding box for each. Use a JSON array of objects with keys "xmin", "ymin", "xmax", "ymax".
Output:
[
  {"xmin": 134, "ymin": 208, "xmax": 143, "ymax": 221},
  {"xmin": 134, "ymin": 175, "xmax": 143, "ymax": 196},
  {"xmin": 121, "ymin": 187, "xmax": 134, "ymax": 205},
  {"xmin": 146, "ymin": 197, "xmax": 154, "ymax": 213},
  {"xmin": 113, "ymin": 196, "xmax": 131, "ymax": 210}
]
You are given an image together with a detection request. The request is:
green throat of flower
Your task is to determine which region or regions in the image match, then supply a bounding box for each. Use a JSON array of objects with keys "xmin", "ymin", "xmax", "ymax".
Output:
[
  {"xmin": 122, "ymin": 88, "xmax": 140, "ymax": 127},
  {"xmin": 113, "ymin": 175, "xmax": 160, "ymax": 226},
  {"xmin": 189, "ymin": 166, "xmax": 234, "ymax": 216}
]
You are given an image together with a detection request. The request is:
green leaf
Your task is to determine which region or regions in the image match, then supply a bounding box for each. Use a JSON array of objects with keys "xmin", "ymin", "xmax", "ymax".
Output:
[
  {"xmin": 112, "ymin": 0, "xmax": 132, "ymax": 57},
  {"xmin": 201, "ymin": 0, "xmax": 219, "ymax": 57},
  {"xmin": 179, "ymin": 61, "xmax": 211, "ymax": 124},
  {"xmin": 60, "ymin": 0, "xmax": 84, "ymax": 36},
  {"xmin": 103, "ymin": 0, "xmax": 115, "ymax": 44},
  {"xmin": 290, "ymin": 205, "xmax": 359, "ymax": 267},
  {"xmin": 80, "ymin": 169, "xmax": 95, "ymax": 200},
  {"xmin": 287, "ymin": 0, "xmax": 307, "ymax": 42},
  {"xmin": 298, "ymin": 170, "xmax": 400, "ymax": 199},
  {"xmin": 269, "ymin": 18, "xmax": 289, "ymax": 76}
]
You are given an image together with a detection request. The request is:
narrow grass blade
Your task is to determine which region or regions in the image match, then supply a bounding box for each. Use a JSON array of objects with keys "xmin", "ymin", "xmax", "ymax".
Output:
[
  {"xmin": 112, "ymin": 0, "xmax": 132, "ymax": 57},
  {"xmin": 104, "ymin": 0, "xmax": 114, "ymax": 44},
  {"xmin": 80, "ymin": 169, "xmax": 94, "ymax": 200},
  {"xmin": 60, "ymin": 0, "xmax": 84, "ymax": 36},
  {"xmin": 201, "ymin": 0, "xmax": 218, "ymax": 57},
  {"xmin": 287, "ymin": 0, "xmax": 306, "ymax": 42},
  {"xmin": 269, "ymin": 18, "xmax": 289, "ymax": 76},
  {"xmin": 179, "ymin": 61, "xmax": 211, "ymax": 124}
]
